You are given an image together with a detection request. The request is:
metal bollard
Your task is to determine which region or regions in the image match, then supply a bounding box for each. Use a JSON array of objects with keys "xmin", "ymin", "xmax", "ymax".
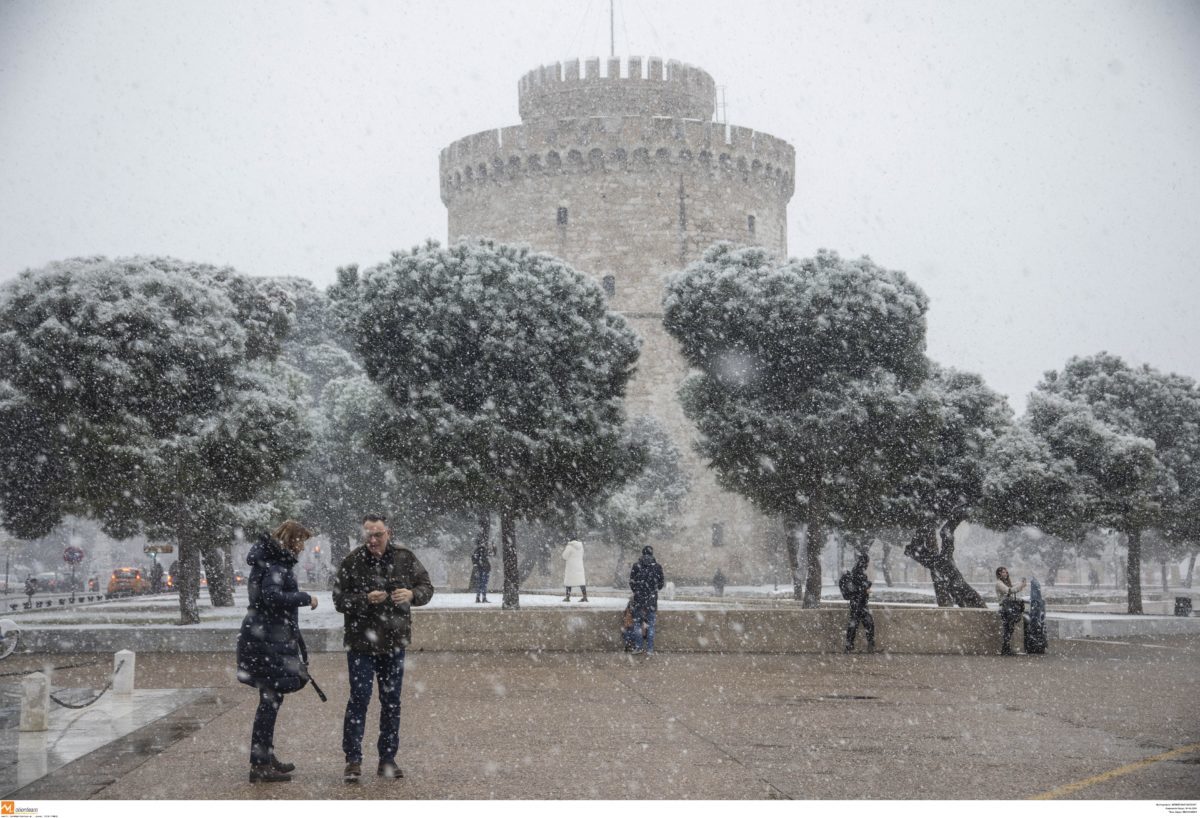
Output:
[
  {"xmin": 20, "ymin": 671, "xmax": 50, "ymax": 731},
  {"xmin": 113, "ymin": 649, "xmax": 135, "ymax": 695}
]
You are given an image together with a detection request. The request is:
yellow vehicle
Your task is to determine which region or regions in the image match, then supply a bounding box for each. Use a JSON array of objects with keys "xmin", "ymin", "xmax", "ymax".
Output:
[{"xmin": 107, "ymin": 567, "xmax": 150, "ymax": 597}]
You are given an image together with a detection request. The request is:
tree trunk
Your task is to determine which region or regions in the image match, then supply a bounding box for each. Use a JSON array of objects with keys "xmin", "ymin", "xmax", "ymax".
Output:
[
  {"xmin": 879, "ymin": 540, "xmax": 894, "ymax": 587},
  {"xmin": 518, "ymin": 528, "xmax": 554, "ymax": 584},
  {"xmin": 1161, "ymin": 561, "xmax": 1169, "ymax": 594},
  {"xmin": 612, "ymin": 537, "xmax": 629, "ymax": 589},
  {"xmin": 175, "ymin": 527, "xmax": 202, "ymax": 626},
  {"xmin": 1186, "ymin": 550, "xmax": 1197, "ymax": 588},
  {"xmin": 1046, "ymin": 564, "xmax": 1059, "ymax": 587},
  {"xmin": 200, "ymin": 534, "xmax": 235, "ymax": 607},
  {"xmin": 784, "ymin": 514, "xmax": 804, "ymax": 601},
  {"xmin": 802, "ymin": 511, "xmax": 823, "ymax": 608},
  {"xmin": 500, "ymin": 511, "xmax": 519, "ymax": 610},
  {"xmin": 1125, "ymin": 529, "xmax": 1143, "ymax": 614},
  {"xmin": 937, "ymin": 518, "xmax": 986, "ymax": 608},
  {"xmin": 905, "ymin": 519, "xmax": 985, "ymax": 609},
  {"xmin": 328, "ymin": 532, "xmax": 354, "ymax": 589},
  {"xmin": 906, "ymin": 525, "xmax": 947, "ymax": 605}
]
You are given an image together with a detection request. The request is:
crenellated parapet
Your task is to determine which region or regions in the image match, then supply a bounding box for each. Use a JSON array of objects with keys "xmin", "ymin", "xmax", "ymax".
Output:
[
  {"xmin": 440, "ymin": 116, "xmax": 795, "ymax": 205},
  {"xmin": 518, "ymin": 56, "xmax": 715, "ymax": 122}
]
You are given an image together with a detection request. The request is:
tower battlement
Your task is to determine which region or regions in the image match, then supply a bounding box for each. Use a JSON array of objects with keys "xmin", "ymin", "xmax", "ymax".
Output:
[
  {"xmin": 440, "ymin": 117, "xmax": 794, "ymax": 206},
  {"xmin": 518, "ymin": 56, "xmax": 715, "ymax": 122}
]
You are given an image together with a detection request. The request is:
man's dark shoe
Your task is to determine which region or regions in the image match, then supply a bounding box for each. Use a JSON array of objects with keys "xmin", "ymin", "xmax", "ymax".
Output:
[
  {"xmin": 270, "ymin": 755, "xmax": 295, "ymax": 773},
  {"xmin": 378, "ymin": 760, "xmax": 404, "ymax": 779},
  {"xmin": 249, "ymin": 764, "xmax": 291, "ymax": 783},
  {"xmin": 344, "ymin": 761, "xmax": 362, "ymax": 782}
]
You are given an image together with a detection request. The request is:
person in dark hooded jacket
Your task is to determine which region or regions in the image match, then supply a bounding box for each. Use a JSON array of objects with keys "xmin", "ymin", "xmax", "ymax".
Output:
[
  {"xmin": 629, "ymin": 546, "xmax": 666, "ymax": 656},
  {"xmin": 843, "ymin": 553, "xmax": 876, "ymax": 653},
  {"xmin": 236, "ymin": 520, "xmax": 318, "ymax": 783}
]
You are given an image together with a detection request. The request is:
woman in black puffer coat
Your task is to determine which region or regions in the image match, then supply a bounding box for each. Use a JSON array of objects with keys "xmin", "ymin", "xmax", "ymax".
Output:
[{"xmin": 236, "ymin": 520, "xmax": 317, "ymax": 783}]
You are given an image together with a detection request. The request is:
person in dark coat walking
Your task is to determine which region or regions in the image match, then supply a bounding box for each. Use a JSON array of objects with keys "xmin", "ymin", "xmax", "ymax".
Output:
[
  {"xmin": 843, "ymin": 553, "xmax": 876, "ymax": 653},
  {"xmin": 629, "ymin": 546, "xmax": 665, "ymax": 656},
  {"xmin": 471, "ymin": 539, "xmax": 494, "ymax": 603},
  {"xmin": 236, "ymin": 521, "xmax": 318, "ymax": 783},
  {"xmin": 334, "ymin": 513, "xmax": 434, "ymax": 782}
]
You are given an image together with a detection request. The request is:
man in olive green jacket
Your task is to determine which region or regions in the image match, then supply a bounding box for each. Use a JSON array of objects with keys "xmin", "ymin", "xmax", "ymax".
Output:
[{"xmin": 333, "ymin": 513, "xmax": 434, "ymax": 782}]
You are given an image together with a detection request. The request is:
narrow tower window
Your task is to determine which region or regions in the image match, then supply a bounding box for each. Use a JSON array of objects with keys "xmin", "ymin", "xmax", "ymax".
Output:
[
  {"xmin": 602, "ymin": 275, "xmax": 615, "ymax": 297},
  {"xmin": 747, "ymin": 214, "xmax": 756, "ymax": 235},
  {"xmin": 557, "ymin": 207, "xmax": 568, "ymax": 226}
]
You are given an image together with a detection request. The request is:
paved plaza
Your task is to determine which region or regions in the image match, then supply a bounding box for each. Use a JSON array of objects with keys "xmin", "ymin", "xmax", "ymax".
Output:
[{"xmin": 2, "ymin": 634, "xmax": 1197, "ymax": 801}]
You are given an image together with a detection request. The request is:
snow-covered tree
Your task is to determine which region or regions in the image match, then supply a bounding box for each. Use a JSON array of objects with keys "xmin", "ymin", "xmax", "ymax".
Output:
[
  {"xmin": 588, "ymin": 415, "xmax": 688, "ymax": 585},
  {"xmin": 664, "ymin": 244, "xmax": 933, "ymax": 606},
  {"xmin": 341, "ymin": 239, "xmax": 641, "ymax": 609},
  {"xmin": 271, "ymin": 276, "xmax": 358, "ymax": 399},
  {"xmin": 0, "ymin": 256, "xmax": 308, "ymax": 623},
  {"xmin": 891, "ymin": 365, "xmax": 1013, "ymax": 607},
  {"xmin": 1030, "ymin": 354, "xmax": 1200, "ymax": 612}
]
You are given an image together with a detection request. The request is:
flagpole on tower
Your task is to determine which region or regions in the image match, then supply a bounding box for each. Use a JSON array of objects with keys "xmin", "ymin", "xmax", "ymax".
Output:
[{"xmin": 610, "ymin": 1, "xmax": 615, "ymax": 57}]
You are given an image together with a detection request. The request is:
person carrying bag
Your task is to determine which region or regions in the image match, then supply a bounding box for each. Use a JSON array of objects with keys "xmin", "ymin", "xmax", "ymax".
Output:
[{"xmin": 236, "ymin": 521, "xmax": 321, "ymax": 782}]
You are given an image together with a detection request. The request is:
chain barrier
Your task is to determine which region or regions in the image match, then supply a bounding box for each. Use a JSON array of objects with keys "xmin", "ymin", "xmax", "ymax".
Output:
[
  {"xmin": 0, "ymin": 659, "xmax": 102, "ymax": 679},
  {"xmin": 47, "ymin": 659, "xmax": 125, "ymax": 710}
]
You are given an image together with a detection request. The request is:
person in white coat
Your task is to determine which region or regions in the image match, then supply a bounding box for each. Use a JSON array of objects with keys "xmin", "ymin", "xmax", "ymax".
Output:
[{"xmin": 561, "ymin": 539, "xmax": 588, "ymax": 602}]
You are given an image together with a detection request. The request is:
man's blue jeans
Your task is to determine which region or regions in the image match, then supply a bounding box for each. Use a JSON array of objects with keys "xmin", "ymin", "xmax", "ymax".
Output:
[
  {"xmin": 342, "ymin": 649, "xmax": 406, "ymax": 763},
  {"xmin": 632, "ymin": 608, "xmax": 657, "ymax": 653}
]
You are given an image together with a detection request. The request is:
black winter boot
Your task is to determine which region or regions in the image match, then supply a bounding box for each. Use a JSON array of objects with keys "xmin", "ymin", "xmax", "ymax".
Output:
[{"xmin": 250, "ymin": 763, "xmax": 291, "ymax": 783}]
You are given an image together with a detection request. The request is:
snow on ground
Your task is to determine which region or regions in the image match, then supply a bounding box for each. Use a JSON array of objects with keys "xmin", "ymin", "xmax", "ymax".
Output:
[{"xmin": 6, "ymin": 583, "xmax": 1193, "ymax": 629}]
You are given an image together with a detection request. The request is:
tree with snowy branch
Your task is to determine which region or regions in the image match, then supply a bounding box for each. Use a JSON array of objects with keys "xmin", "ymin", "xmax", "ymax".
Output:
[
  {"xmin": 1029, "ymin": 353, "xmax": 1199, "ymax": 612},
  {"xmin": 664, "ymin": 244, "xmax": 935, "ymax": 607},
  {"xmin": 889, "ymin": 365, "xmax": 1013, "ymax": 607},
  {"xmin": 340, "ymin": 239, "xmax": 641, "ymax": 609},
  {"xmin": 0, "ymin": 256, "xmax": 308, "ymax": 623},
  {"xmin": 982, "ymin": 388, "xmax": 1164, "ymax": 614}
]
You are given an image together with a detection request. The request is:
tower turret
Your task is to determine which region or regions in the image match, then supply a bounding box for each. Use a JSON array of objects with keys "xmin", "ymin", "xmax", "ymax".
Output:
[{"xmin": 518, "ymin": 57, "xmax": 716, "ymax": 121}]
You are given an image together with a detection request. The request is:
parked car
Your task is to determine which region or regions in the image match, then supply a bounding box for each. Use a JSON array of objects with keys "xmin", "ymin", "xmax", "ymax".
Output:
[{"xmin": 107, "ymin": 567, "xmax": 150, "ymax": 596}]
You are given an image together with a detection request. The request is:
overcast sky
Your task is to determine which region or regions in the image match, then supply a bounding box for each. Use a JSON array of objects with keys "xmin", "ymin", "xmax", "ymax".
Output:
[{"xmin": 2, "ymin": 0, "xmax": 1198, "ymax": 412}]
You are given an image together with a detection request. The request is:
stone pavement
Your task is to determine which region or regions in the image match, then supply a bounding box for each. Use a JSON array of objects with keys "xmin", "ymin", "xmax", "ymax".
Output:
[{"xmin": 3, "ymin": 634, "xmax": 1198, "ymax": 801}]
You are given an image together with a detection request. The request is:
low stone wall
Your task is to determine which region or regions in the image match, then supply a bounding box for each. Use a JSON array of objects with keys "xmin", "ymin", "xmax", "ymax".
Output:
[{"xmin": 18, "ymin": 605, "xmax": 1017, "ymax": 655}]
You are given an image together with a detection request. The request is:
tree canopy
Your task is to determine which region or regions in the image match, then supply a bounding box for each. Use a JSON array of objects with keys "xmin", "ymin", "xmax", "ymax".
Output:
[
  {"xmin": 0, "ymin": 256, "xmax": 307, "ymax": 622},
  {"xmin": 664, "ymin": 244, "xmax": 933, "ymax": 605},
  {"xmin": 341, "ymin": 239, "xmax": 641, "ymax": 608}
]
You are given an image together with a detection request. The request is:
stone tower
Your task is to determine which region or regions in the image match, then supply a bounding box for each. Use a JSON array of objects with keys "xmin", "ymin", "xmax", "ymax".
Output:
[{"xmin": 439, "ymin": 56, "xmax": 795, "ymax": 584}]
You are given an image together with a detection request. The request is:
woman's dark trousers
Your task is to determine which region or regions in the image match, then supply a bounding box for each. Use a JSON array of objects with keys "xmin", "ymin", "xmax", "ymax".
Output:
[
  {"xmin": 1000, "ymin": 610, "xmax": 1020, "ymax": 654},
  {"xmin": 250, "ymin": 687, "xmax": 285, "ymax": 764}
]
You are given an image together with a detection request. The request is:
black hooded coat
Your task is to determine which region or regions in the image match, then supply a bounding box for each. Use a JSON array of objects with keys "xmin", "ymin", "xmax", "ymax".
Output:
[
  {"xmin": 236, "ymin": 533, "xmax": 313, "ymax": 693},
  {"xmin": 630, "ymin": 553, "xmax": 665, "ymax": 613}
]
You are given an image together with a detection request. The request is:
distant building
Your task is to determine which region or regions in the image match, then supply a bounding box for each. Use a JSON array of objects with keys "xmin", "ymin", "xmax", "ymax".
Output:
[{"xmin": 440, "ymin": 57, "xmax": 796, "ymax": 583}]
